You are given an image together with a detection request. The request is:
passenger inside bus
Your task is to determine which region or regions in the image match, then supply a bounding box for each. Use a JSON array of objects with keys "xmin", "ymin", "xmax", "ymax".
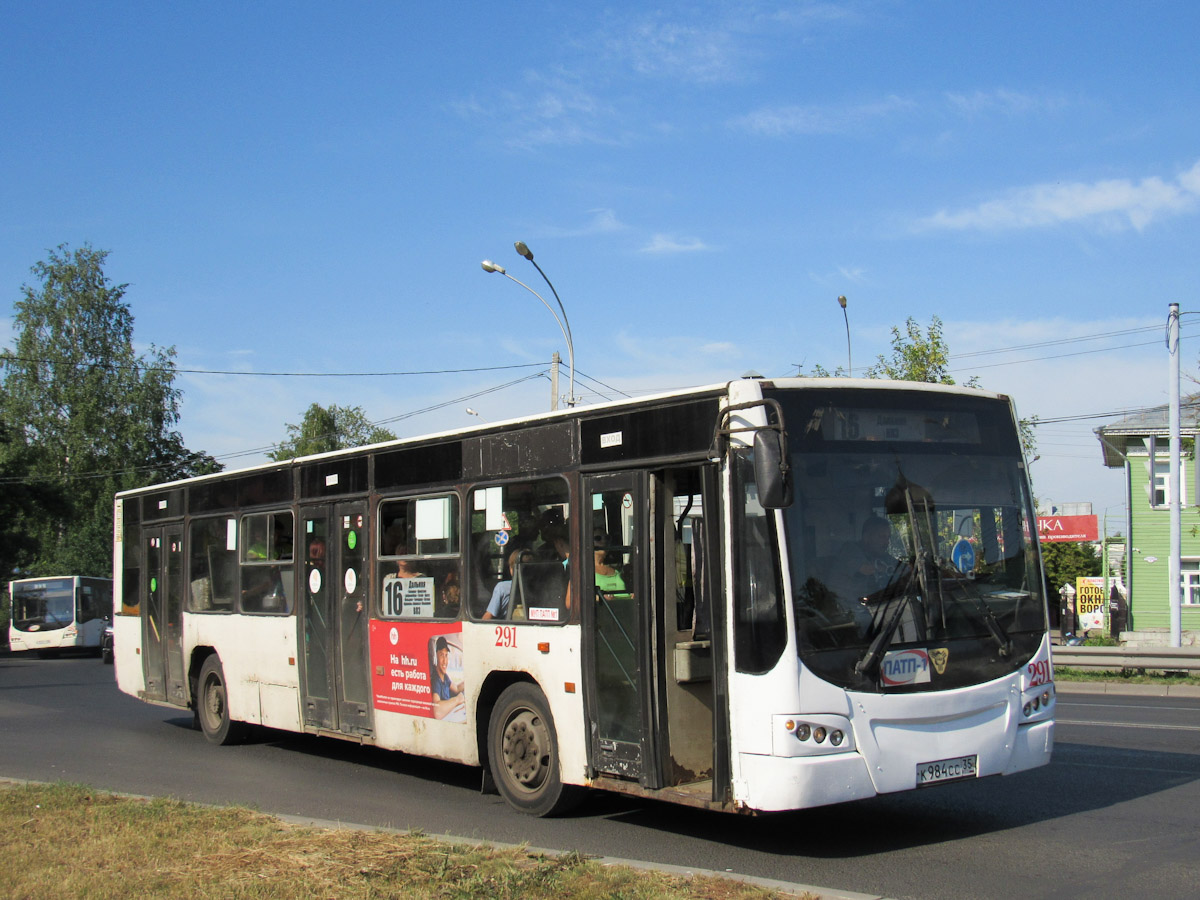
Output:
[
  {"xmin": 438, "ymin": 571, "xmax": 461, "ymax": 618},
  {"xmin": 482, "ymin": 549, "xmax": 531, "ymax": 620},
  {"xmin": 593, "ymin": 531, "xmax": 627, "ymax": 599}
]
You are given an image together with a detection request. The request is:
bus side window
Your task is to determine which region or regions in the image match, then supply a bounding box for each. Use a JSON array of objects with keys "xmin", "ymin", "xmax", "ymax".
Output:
[
  {"xmin": 239, "ymin": 511, "xmax": 294, "ymax": 614},
  {"xmin": 189, "ymin": 517, "xmax": 237, "ymax": 612},
  {"xmin": 377, "ymin": 494, "xmax": 461, "ymax": 621},
  {"xmin": 468, "ymin": 478, "xmax": 570, "ymax": 623}
]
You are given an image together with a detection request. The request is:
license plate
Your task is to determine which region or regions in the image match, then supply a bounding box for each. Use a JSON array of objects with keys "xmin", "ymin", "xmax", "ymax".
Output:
[{"xmin": 917, "ymin": 754, "xmax": 977, "ymax": 786}]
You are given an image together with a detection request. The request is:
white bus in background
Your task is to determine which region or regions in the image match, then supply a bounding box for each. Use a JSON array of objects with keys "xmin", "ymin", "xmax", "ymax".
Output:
[
  {"xmin": 8, "ymin": 576, "xmax": 112, "ymax": 657},
  {"xmin": 112, "ymin": 378, "xmax": 1054, "ymax": 816}
]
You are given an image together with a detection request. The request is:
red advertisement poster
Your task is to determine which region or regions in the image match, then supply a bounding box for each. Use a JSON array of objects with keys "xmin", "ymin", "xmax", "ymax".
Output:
[
  {"xmin": 368, "ymin": 619, "xmax": 466, "ymax": 722},
  {"xmin": 1036, "ymin": 515, "xmax": 1099, "ymax": 543}
]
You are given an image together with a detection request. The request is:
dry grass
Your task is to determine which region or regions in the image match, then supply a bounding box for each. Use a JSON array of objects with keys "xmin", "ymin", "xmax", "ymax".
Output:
[
  {"xmin": 1055, "ymin": 666, "xmax": 1200, "ymax": 684},
  {"xmin": 0, "ymin": 782, "xmax": 814, "ymax": 900}
]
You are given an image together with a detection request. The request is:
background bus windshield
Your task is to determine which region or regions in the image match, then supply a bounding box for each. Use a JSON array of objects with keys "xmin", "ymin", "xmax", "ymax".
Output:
[
  {"xmin": 11, "ymin": 579, "xmax": 75, "ymax": 632},
  {"xmin": 769, "ymin": 389, "xmax": 1047, "ymax": 692}
]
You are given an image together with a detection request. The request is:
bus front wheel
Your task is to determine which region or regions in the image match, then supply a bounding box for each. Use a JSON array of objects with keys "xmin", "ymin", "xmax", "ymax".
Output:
[
  {"xmin": 197, "ymin": 656, "xmax": 247, "ymax": 745},
  {"xmin": 487, "ymin": 683, "xmax": 581, "ymax": 817}
]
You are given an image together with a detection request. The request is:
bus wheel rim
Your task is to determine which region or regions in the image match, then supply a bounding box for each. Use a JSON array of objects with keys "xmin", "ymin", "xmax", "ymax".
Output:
[
  {"xmin": 502, "ymin": 709, "xmax": 549, "ymax": 791},
  {"xmin": 205, "ymin": 676, "xmax": 225, "ymax": 728}
]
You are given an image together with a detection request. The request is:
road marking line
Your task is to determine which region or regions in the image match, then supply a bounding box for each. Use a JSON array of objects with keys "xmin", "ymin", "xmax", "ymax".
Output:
[{"xmin": 1056, "ymin": 718, "xmax": 1200, "ymax": 731}]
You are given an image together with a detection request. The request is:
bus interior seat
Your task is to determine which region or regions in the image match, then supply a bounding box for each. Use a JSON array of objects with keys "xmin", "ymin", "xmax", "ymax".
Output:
[{"xmin": 512, "ymin": 560, "xmax": 568, "ymax": 620}]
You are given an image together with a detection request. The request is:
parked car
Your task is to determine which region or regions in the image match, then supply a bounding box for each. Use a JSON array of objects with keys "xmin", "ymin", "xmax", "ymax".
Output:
[{"xmin": 101, "ymin": 620, "xmax": 114, "ymax": 664}]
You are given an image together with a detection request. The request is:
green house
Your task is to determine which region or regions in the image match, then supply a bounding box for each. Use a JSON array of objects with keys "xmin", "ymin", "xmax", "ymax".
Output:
[{"xmin": 1096, "ymin": 397, "xmax": 1200, "ymax": 641}]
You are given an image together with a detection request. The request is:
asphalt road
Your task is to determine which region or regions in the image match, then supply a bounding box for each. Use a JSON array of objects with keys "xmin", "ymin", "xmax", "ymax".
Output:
[{"xmin": 3, "ymin": 654, "xmax": 1200, "ymax": 900}]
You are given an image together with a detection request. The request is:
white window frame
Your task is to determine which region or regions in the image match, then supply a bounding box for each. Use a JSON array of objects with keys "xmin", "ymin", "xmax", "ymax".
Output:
[
  {"xmin": 1181, "ymin": 559, "xmax": 1200, "ymax": 606},
  {"xmin": 1149, "ymin": 458, "xmax": 1187, "ymax": 509}
]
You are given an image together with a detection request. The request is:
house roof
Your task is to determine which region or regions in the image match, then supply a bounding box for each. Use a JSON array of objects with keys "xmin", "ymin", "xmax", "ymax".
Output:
[{"xmin": 1094, "ymin": 394, "xmax": 1200, "ymax": 467}]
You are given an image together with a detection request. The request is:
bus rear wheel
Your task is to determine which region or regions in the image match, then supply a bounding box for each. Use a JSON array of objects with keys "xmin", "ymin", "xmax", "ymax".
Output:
[
  {"xmin": 197, "ymin": 655, "xmax": 247, "ymax": 745},
  {"xmin": 487, "ymin": 683, "xmax": 582, "ymax": 817}
]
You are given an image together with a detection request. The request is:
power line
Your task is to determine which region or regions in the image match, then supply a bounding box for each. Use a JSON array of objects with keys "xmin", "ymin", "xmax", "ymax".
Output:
[
  {"xmin": 948, "ymin": 323, "xmax": 1174, "ymax": 360},
  {"xmin": 1031, "ymin": 400, "xmax": 1200, "ymax": 426},
  {"xmin": 950, "ymin": 336, "xmax": 1175, "ymax": 373},
  {"xmin": 0, "ymin": 353, "xmax": 545, "ymax": 378},
  {"xmin": 0, "ymin": 372, "xmax": 552, "ymax": 484},
  {"xmin": 572, "ymin": 368, "xmax": 633, "ymax": 402}
]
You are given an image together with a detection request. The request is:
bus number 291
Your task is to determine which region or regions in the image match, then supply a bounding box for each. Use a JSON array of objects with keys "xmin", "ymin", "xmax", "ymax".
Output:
[{"xmin": 495, "ymin": 626, "xmax": 517, "ymax": 648}]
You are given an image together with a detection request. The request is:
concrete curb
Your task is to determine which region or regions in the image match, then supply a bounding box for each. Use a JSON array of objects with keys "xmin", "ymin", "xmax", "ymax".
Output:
[{"xmin": 1056, "ymin": 679, "xmax": 1200, "ymax": 697}]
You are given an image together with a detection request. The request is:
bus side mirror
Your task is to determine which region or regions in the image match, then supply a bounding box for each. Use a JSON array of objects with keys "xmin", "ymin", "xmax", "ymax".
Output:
[{"xmin": 753, "ymin": 430, "xmax": 793, "ymax": 509}]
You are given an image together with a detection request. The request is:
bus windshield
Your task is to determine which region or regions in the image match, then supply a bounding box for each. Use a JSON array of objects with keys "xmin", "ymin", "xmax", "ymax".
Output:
[
  {"xmin": 770, "ymin": 388, "xmax": 1047, "ymax": 692},
  {"xmin": 11, "ymin": 578, "xmax": 76, "ymax": 633}
]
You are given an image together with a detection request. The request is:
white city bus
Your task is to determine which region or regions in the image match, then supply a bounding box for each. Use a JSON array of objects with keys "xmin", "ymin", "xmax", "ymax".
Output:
[
  {"xmin": 112, "ymin": 378, "xmax": 1054, "ymax": 815},
  {"xmin": 8, "ymin": 576, "xmax": 113, "ymax": 657}
]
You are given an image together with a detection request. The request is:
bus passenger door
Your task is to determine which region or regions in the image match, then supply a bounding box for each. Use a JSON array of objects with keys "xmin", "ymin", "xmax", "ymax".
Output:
[
  {"xmin": 584, "ymin": 472, "xmax": 652, "ymax": 781},
  {"xmin": 299, "ymin": 503, "xmax": 372, "ymax": 736},
  {"xmin": 142, "ymin": 525, "xmax": 186, "ymax": 705}
]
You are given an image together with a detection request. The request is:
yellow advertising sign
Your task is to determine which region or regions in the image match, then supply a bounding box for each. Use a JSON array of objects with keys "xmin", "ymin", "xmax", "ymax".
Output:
[{"xmin": 1076, "ymin": 577, "xmax": 1106, "ymax": 630}]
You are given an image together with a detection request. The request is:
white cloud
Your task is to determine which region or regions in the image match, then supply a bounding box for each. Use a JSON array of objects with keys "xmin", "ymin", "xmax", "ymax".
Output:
[
  {"xmin": 614, "ymin": 18, "xmax": 745, "ymax": 84},
  {"xmin": 730, "ymin": 94, "xmax": 914, "ymax": 137},
  {"xmin": 465, "ymin": 70, "xmax": 626, "ymax": 151},
  {"xmin": 538, "ymin": 208, "xmax": 628, "ymax": 239},
  {"xmin": 639, "ymin": 233, "xmax": 712, "ymax": 254},
  {"xmin": 806, "ymin": 266, "xmax": 869, "ymax": 288},
  {"xmin": 918, "ymin": 160, "xmax": 1200, "ymax": 232},
  {"xmin": 698, "ymin": 341, "xmax": 738, "ymax": 355},
  {"xmin": 944, "ymin": 88, "xmax": 1070, "ymax": 117}
]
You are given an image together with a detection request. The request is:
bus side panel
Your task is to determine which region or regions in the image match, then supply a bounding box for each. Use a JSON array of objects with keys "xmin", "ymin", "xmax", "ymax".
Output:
[
  {"xmin": 468, "ymin": 622, "xmax": 587, "ymax": 782},
  {"xmin": 78, "ymin": 616, "xmax": 106, "ymax": 648},
  {"xmin": 187, "ymin": 614, "xmax": 302, "ymax": 730},
  {"xmin": 113, "ymin": 614, "xmax": 146, "ymax": 697},
  {"xmin": 367, "ymin": 621, "xmax": 586, "ymax": 775}
]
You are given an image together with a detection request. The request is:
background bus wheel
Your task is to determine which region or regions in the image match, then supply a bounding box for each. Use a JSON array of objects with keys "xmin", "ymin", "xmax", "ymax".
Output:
[
  {"xmin": 487, "ymin": 683, "xmax": 582, "ymax": 817},
  {"xmin": 197, "ymin": 655, "xmax": 247, "ymax": 745}
]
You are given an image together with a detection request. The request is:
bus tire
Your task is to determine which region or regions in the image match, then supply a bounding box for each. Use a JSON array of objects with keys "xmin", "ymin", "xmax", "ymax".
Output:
[
  {"xmin": 197, "ymin": 655, "xmax": 247, "ymax": 746},
  {"xmin": 487, "ymin": 683, "xmax": 582, "ymax": 817}
]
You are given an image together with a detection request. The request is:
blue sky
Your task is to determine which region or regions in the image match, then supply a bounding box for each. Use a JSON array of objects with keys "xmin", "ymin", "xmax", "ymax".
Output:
[{"xmin": 3, "ymin": 1, "xmax": 1199, "ymax": 527}]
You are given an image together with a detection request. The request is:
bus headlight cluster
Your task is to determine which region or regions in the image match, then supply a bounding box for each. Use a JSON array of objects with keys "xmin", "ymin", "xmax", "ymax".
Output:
[
  {"xmin": 783, "ymin": 718, "xmax": 845, "ymax": 748},
  {"xmin": 1022, "ymin": 685, "xmax": 1055, "ymax": 718}
]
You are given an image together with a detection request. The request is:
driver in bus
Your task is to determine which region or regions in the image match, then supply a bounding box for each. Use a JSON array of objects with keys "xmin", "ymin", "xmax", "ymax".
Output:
[{"xmin": 830, "ymin": 516, "xmax": 898, "ymax": 633}]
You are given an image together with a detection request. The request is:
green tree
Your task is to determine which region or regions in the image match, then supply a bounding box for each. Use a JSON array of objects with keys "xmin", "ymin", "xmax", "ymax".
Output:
[
  {"xmin": 269, "ymin": 403, "xmax": 397, "ymax": 461},
  {"xmin": 1040, "ymin": 540, "xmax": 1101, "ymax": 592},
  {"xmin": 1, "ymin": 244, "xmax": 219, "ymax": 577},
  {"xmin": 865, "ymin": 315, "xmax": 977, "ymax": 385}
]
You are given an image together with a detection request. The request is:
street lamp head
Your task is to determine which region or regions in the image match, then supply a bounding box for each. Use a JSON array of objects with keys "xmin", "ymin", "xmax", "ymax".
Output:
[
  {"xmin": 514, "ymin": 241, "xmax": 534, "ymax": 261},
  {"xmin": 481, "ymin": 260, "xmax": 506, "ymax": 274},
  {"xmin": 838, "ymin": 295, "xmax": 848, "ymax": 309}
]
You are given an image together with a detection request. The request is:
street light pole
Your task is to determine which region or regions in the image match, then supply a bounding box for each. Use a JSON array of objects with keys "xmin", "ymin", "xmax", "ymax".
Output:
[
  {"xmin": 480, "ymin": 259, "xmax": 575, "ymax": 411},
  {"xmin": 838, "ymin": 295, "xmax": 852, "ymax": 376},
  {"xmin": 1168, "ymin": 301, "xmax": 1182, "ymax": 647},
  {"xmin": 514, "ymin": 242, "xmax": 575, "ymax": 407}
]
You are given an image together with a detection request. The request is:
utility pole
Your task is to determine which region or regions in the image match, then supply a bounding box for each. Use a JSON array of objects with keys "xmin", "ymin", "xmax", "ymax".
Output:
[{"xmin": 550, "ymin": 352, "xmax": 560, "ymax": 412}]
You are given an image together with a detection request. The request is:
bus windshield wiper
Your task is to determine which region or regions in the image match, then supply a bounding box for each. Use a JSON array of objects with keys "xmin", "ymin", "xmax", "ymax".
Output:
[
  {"xmin": 854, "ymin": 574, "xmax": 919, "ymax": 676},
  {"xmin": 946, "ymin": 577, "xmax": 1013, "ymax": 658},
  {"xmin": 856, "ymin": 474, "xmax": 937, "ymax": 678}
]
